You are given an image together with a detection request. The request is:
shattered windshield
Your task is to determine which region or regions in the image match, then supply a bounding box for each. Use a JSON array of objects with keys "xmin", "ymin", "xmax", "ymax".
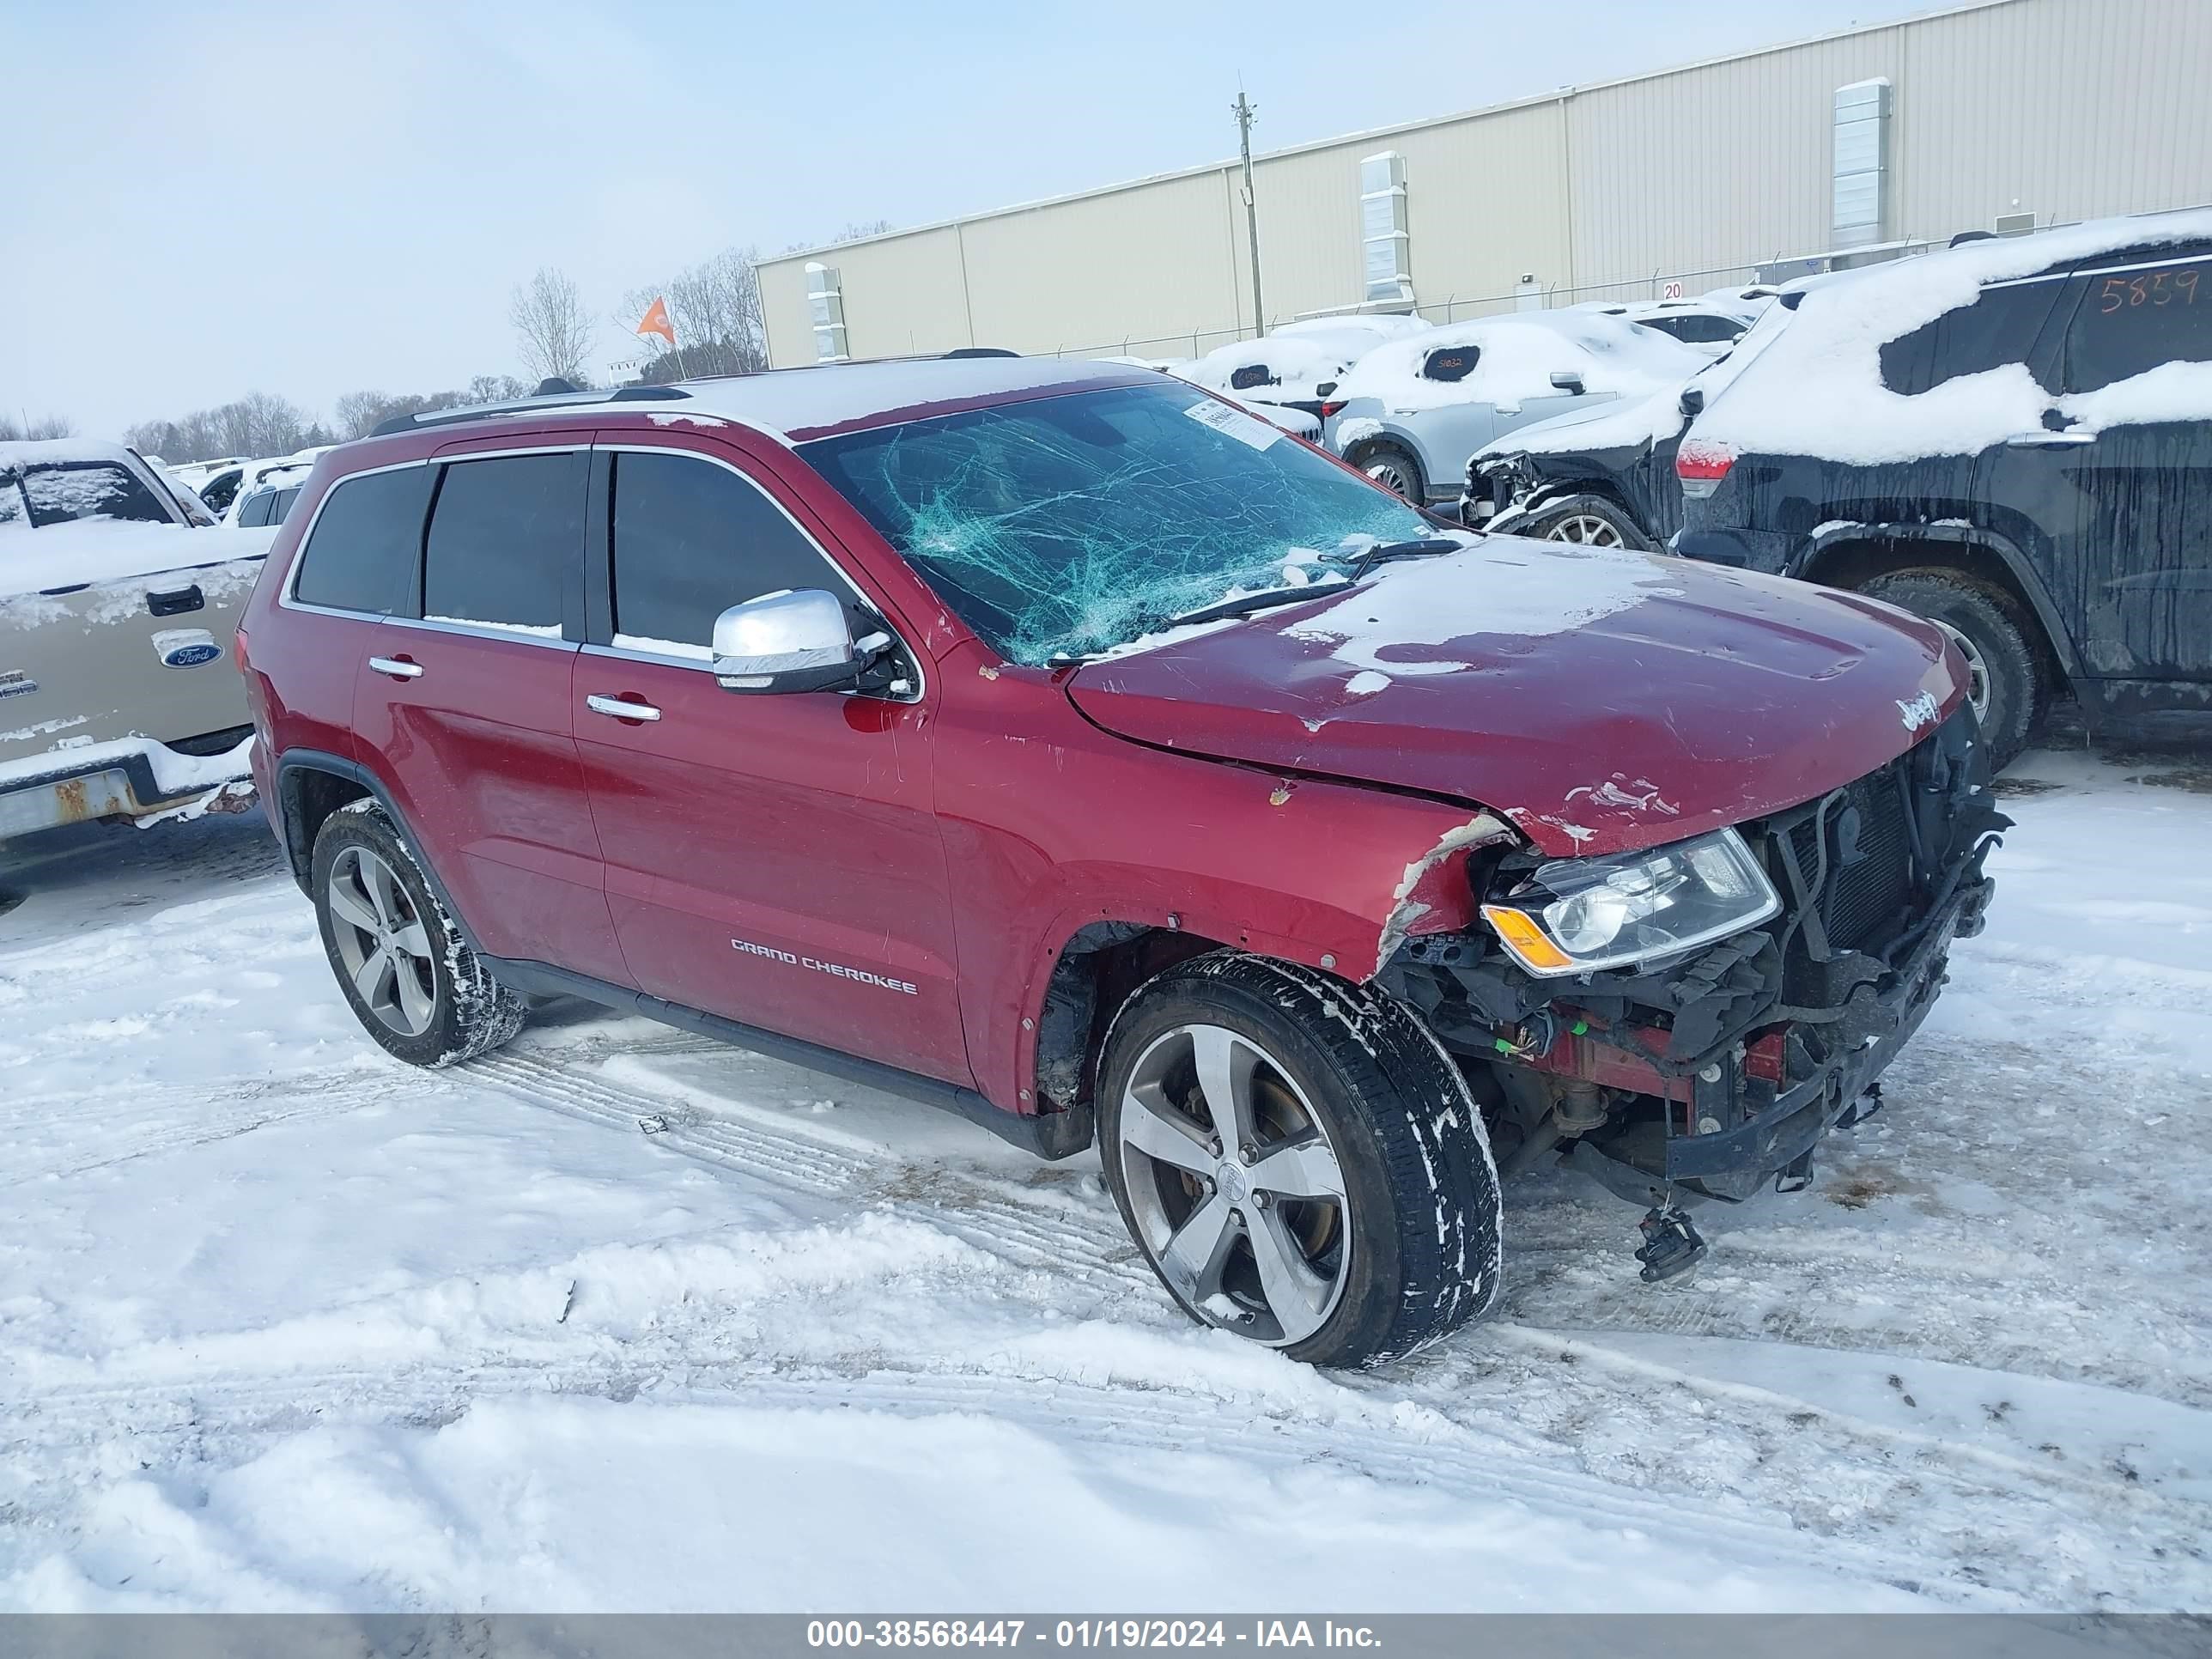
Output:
[{"xmin": 802, "ymin": 380, "xmax": 1428, "ymax": 664}]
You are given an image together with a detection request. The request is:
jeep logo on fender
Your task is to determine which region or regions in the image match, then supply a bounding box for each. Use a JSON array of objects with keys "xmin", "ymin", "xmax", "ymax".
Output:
[{"xmin": 731, "ymin": 936, "xmax": 919, "ymax": 996}]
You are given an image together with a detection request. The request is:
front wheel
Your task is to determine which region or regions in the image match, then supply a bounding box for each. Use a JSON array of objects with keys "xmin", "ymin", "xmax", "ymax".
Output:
[
  {"xmin": 1519, "ymin": 492, "xmax": 1652, "ymax": 552},
  {"xmin": 1097, "ymin": 953, "xmax": 1501, "ymax": 1368}
]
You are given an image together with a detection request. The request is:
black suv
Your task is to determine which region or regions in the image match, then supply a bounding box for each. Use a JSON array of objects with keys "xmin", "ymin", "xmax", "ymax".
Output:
[{"xmin": 1674, "ymin": 212, "xmax": 2212, "ymax": 769}]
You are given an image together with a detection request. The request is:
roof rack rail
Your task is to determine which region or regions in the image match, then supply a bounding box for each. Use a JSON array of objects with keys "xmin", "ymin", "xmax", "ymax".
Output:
[{"xmin": 369, "ymin": 383, "xmax": 690, "ymax": 438}]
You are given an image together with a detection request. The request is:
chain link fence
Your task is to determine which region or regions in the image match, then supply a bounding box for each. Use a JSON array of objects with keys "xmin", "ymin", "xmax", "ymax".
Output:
[{"xmin": 1043, "ymin": 242, "xmax": 1966, "ymax": 365}]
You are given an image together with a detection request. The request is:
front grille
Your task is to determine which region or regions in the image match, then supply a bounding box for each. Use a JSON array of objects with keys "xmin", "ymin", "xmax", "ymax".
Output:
[
  {"xmin": 1778, "ymin": 759, "xmax": 1917, "ymax": 954},
  {"xmin": 1826, "ymin": 771, "xmax": 1913, "ymax": 949}
]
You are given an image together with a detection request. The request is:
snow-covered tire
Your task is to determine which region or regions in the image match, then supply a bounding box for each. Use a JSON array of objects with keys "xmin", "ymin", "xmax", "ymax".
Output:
[
  {"xmin": 1860, "ymin": 567, "xmax": 2045, "ymax": 772},
  {"xmin": 1354, "ymin": 441, "xmax": 1426, "ymax": 503},
  {"xmin": 1520, "ymin": 493, "xmax": 1653, "ymax": 551},
  {"xmin": 1097, "ymin": 951, "xmax": 1502, "ymax": 1369},
  {"xmin": 310, "ymin": 799, "xmax": 526, "ymax": 1068}
]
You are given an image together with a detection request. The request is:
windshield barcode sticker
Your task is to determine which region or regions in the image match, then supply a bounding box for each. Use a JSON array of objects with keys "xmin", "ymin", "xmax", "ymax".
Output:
[{"xmin": 1184, "ymin": 398, "xmax": 1284, "ymax": 451}]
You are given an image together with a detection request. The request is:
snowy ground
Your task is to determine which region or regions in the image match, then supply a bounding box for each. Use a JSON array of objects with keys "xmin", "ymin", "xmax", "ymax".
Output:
[{"xmin": 1, "ymin": 727, "xmax": 2208, "ymax": 1613}]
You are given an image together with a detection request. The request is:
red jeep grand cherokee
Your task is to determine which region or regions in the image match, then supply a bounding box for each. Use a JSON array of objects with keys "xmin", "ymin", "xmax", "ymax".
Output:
[{"xmin": 236, "ymin": 358, "xmax": 2003, "ymax": 1368}]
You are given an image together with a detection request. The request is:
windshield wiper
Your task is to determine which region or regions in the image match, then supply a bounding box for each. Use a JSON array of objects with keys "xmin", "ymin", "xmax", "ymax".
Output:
[
  {"xmin": 1158, "ymin": 580, "xmax": 1347, "ymax": 631},
  {"xmin": 1328, "ymin": 537, "xmax": 1465, "ymax": 581}
]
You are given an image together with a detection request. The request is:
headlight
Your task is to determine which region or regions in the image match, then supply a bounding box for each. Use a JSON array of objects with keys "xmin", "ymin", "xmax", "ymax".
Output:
[{"xmin": 1480, "ymin": 827, "xmax": 1779, "ymax": 977}]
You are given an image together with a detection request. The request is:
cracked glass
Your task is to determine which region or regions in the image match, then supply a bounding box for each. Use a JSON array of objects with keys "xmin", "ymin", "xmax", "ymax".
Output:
[{"xmin": 804, "ymin": 381, "xmax": 1426, "ymax": 664}]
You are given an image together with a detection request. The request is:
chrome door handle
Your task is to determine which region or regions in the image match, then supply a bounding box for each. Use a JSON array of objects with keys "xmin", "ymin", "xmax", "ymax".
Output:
[
  {"xmin": 586, "ymin": 694, "xmax": 663, "ymax": 722},
  {"xmin": 368, "ymin": 656, "xmax": 423, "ymax": 680},
  {"xmin": 2005, "ymin": 429, "xmax": 2096, "ymax": 447}
]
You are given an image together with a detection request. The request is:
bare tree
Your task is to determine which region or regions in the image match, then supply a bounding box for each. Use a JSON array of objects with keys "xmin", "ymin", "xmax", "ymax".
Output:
[
  {"xmin": 617, "ymin": 245, "xmax": 769, "ymax": 383},
  {"xmin": 1, "ymin": 413, "xmax": 75, "ymax": 442},
  {"xmin": 509, "ymin": 267, "xmax": 595, "ymax": 387}
]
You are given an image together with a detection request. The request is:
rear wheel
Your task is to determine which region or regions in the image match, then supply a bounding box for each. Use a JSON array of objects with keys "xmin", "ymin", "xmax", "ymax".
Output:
[
  {"xmin": 1097, "ymin": 953, "xmax": 1501, "ymax": 1368},
  {"xmin": 311, "ymin": 802, "xmax": 526, "ymax": 1067},
  {"xmin": 1520, "ymin": 493, "xmax": 1652, "ymax": 552},
  {"xmin": 1354, "ymin": 441, "xmax": 1426, "ymax": 503},
  {"xmin": 1859, "ymin": 568, "xmax": 2045, "ymax": 771}
]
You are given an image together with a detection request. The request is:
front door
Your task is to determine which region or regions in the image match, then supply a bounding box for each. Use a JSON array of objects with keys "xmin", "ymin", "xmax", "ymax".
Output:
[
  {"xmin": 572, "ymin": 438, "xmax": 969, "ymax": 1085},
  {"xmin": 349, "ymin": 444, "xmax": 631, "ymax": 984}
]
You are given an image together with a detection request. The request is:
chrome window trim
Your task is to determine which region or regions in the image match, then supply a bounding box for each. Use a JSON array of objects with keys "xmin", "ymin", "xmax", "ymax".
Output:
[
  {"xmin": 381, "ymin": 614, "xmax": 577, "ymax": 653},
  {"xmin": 2053, "ymin": 252, "xmax": 2212, "ymax": 280},
  {"xmin": 595, "ymin": 442, "xmax": 925, "ymax": 705}
]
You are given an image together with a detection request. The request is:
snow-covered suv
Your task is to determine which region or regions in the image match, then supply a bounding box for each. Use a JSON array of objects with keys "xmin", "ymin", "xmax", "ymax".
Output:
[
  {"xmin": 238, "ymin": 361, "xmax": 2003, "ymax": 1368},
  {"xmin": 1676, "ymin": 210, "xmax": 2212, "ymax": 769}
]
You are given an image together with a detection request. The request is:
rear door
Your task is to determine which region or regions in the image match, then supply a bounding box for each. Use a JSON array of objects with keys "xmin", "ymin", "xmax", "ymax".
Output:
[
  {"xmin": 573, "ymin": 434, "xmax": 968, "ymax": 1084},
  {"xmin": 2034, "ymin": 249, "xmax": 2212, "ymax": 682},
  {"xmin": 349, "ymin": 441, "xmax": 632, "ymax": 984}
]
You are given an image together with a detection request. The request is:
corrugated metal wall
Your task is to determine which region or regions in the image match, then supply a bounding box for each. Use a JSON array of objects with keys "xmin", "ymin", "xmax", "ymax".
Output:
[{"xmin": 757, "ymin": 0, "xmax": 2212, "ymax": 367}]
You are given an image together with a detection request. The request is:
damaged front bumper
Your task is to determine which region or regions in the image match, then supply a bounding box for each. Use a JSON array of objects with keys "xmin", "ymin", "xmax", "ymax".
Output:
[{"xmin": 1381, "ymin": 709, "xmax": 2007, "ymax": 1202}]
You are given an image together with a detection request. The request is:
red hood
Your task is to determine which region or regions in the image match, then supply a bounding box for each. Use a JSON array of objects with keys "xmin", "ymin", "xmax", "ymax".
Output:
[{"xmin": 1064, "ymin": 538, "xmax": 1963, "ymax": 859}]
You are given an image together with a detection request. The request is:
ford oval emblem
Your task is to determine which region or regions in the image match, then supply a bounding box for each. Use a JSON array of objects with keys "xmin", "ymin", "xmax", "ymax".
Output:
[{"xmin": 161, "ymin": 641, "xmax": 223, "ymax": 669}]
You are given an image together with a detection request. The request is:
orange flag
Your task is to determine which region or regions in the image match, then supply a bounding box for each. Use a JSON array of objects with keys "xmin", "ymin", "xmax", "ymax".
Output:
[{"xmin": 635, "ymin": 296, "xmax": 676, "ymax": 346}]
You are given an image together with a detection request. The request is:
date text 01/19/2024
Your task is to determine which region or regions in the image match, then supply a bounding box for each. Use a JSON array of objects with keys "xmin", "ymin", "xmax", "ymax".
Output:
[{"xmin": 805, "ymin": 1621, "xmax": 1384, "ymax": 1650}]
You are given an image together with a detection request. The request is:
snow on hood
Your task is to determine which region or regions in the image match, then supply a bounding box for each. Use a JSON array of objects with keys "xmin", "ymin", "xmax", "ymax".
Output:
[
  {"xmin": 3, "ymin": 520, "xmax": 279, "ymax": 600},
  {"xmin": 1333, "ymin": 311, "xmax": 1705, "ymax": 414},
  {"xmin": 1066, "ymin": 538, "xmax": 1963, "ymax": 858},
  {"xmin": 1690, "ymin": 209, "xmax": 2212, "ymax": 464},
  {"xmin": 1472, "ymin": 301, "xmax": 1800, "ymax": 462},
  {"xmin": 1474, "ymin": 379, "xmax": 1689, "ymax": 459}
]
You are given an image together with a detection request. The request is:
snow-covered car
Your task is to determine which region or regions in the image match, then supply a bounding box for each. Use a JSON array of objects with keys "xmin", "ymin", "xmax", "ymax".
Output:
[
  {"xmin": 230, "ymin": 465, "xmax": 313, "ymax": 529},
  {"xmin": 1465, "ymin": 299, "xmax": 1801, "ymax": 546},
  {"xmin": 1676, "ymin": 207, "xmax": 2212, "ymax": 769},
  {"xmin": 1175, "ymin": 314, "xmax": 1428, "ymax": 423},
  {"xmin": 0, "ymin": 438, "xmax": 281, "ymax": 843},
  {"xmin": 1324, "ymin": 311, "xmax": 1707, "ymax": 505},
  {"xmin": 1613, "ymin": 297, "xmax": 1764, "ymax": 357},
  {"xmin": 172, "ymin": 457, "xmax": 252, "ymax": 516},
  {"xmin": 220, "ymin": 448, "xmax": 333, "ymax": 526}
]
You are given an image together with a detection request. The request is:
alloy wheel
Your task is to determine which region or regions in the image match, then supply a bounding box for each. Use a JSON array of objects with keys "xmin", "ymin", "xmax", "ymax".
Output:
[
  {"xmin": 1545, "ymin": 512, "xmax": 1625, "ymax": 547},
  {"xmin": 325, "ymin": 845, "xmax": 438, "ymax": 1036},
  {"xmin": 1932, "ymin": 618, "xmax": 1992, "ymax": 723},
  {"xmin": 1115, "ymin": 1023, "xmax": 1351, "ymax": 1346},
  {"xmin": 1364, "ymin": 459, "xmax": 1415, "ymax": 498}
]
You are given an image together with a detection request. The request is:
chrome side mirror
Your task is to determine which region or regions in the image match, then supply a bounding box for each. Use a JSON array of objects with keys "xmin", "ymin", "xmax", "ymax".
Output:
[
  {"xmin": 712, "ymin": 588, "xmax": 870, "ymax": 694},
  {"xmin": 1548, "ymin": 371, "xmax": 1586, "ymax": 395}
]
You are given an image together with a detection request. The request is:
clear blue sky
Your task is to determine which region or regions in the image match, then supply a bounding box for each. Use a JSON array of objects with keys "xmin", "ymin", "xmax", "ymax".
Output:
[{"xmin": 6, "ymin": 0, "xmax": 1943, "ymax": 435}]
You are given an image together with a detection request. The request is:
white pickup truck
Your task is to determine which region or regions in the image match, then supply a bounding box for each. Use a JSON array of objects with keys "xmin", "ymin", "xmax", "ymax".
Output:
[{"xmin": 0, "ymin": 438, "xmax": 281, "ymax": 845}]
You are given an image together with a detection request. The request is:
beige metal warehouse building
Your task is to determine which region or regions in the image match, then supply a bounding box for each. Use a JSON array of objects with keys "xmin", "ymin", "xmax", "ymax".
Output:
[{"xmin": 757, "ymin": 0, "xmax": 2211, "ymax": 368}]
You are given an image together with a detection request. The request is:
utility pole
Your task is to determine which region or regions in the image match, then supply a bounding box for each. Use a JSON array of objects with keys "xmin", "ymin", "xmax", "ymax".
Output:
[{"xmin": 1233, "ymin": 90, "xmax": 1264, "ymax": 337}]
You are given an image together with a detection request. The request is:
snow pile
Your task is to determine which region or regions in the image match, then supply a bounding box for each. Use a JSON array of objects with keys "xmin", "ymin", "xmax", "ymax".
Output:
[
  {"xmin": 1692, "ymin": 209, "xmax": 2212, "ymax": 462},
  {"xmin": 1333, "ymin": 310, "xmax": 1705, "ymax": 414},
  {"xmin": 2, "ymin": 521, "xmax": 278, "ymax": 599}
]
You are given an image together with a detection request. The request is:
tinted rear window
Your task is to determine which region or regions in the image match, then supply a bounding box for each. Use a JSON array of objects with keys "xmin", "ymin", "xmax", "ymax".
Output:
[
  {"xmin": 21, "ymin": 462, "xmax": 171, "ymax": 528},
  {"xmin": 610, "ymin": 451, "xmax": 848, "ymax": 649},
  {"xmin": 2061, "ymin": 257, "xmax": 2212, "ymax": 395},
  {"xmin": 293, "ymin": 466, "xmax": 430, "ymax": 615},
  {"xmin": 422, "ymin": 453, "xmax": 585, "ymax": 634},
  {"xmin": 1878, "ymin": 276, "xmax": 2067, "ymax": 396}
]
